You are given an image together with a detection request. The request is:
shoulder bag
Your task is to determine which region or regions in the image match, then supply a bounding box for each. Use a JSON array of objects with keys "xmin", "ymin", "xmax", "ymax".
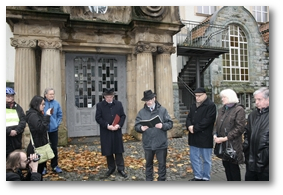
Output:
[{"xmin": 30, "ymin": 132, "xmax": 55, "ymax": 164}]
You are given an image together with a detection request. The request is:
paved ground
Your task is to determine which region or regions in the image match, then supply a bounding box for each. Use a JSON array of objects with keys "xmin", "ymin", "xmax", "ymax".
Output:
[{"xmin": 43, "ymin": 135, "xmax": 246, "ymax": 181}]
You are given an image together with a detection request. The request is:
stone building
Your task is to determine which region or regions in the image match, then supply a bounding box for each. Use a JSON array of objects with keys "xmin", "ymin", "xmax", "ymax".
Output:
[
  {"xmin": 6, "ymin": 6, "xmax": 184, "ymax": 146},
  {"xmin": 6, "ymin": 6, "xmax": 269, "ymax": 147}
]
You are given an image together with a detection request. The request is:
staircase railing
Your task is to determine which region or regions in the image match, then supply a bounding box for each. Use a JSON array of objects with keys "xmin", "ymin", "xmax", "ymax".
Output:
[
  {"xmin": 176, "ymin": 20, "xmax": 229, "ymax": 49},
  {"xmin": 178, "ymin": 76, "xmax": 195, "ymax": 97}
]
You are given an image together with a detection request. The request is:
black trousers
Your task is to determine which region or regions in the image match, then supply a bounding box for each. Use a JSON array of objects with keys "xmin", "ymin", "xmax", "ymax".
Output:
[
  {"xmin": 222, "ymin": 160, "xmax": 241, "ymax": 181},
  {"xmin": 106, "ymin": 153, "xmax": 125, "ymax": 172},
  {"xmin": 144, "ymin": 148, "xmax": 167, "ymax": 181},
  {"xmin": 245, "ymin": 166, "xmax": 269, "ymax": 181}
]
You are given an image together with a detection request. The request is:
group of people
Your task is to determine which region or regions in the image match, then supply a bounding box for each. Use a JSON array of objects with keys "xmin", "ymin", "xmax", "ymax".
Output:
[
  {"xmin": 95, "ymin": 88, "xmax": 173, "ymax": 181},
  {"xmin": 186, "ymin": 87, "xmax": 269, "ymax": 181},
  {"xmin": 6, "ymin": 87, "xmax": 63, "ymax": 181},
  {"xmin": 6, "ymin": 85, "xmax": 269, "ymax": 181}
]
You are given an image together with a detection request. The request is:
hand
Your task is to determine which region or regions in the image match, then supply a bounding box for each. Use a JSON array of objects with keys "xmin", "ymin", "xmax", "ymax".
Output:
[
  {"xmin": 214, "ymin": 136, "xmax": 228, "ymax": 144},
  {"xmin": 9, "ymin": 130, "xmax": 17, "ymax": 136},
  {"xmin": 155, "ymin": 123, "xmax": 162, "ymax": 129},
  {"xmin": 28, "ymin": 153, "xmax": 39, "ymax": 172},
  {"xmin": 188, "ymin": 125, "xmax": 194, "ymax": 134},
  {"xmin": 141, "ymin": 126, "xmax": 149, "ymax": 131}
]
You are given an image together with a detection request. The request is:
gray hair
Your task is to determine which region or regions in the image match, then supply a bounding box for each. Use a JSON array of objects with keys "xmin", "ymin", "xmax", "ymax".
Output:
[
  {"xmin": 219, "ymin": 89, "xmax": 239, "ymax": 103},
  {"xmin": 254, "ymin": 87, "xmax": 269, "ymax": 99},
  {"xmin": 43, "ymin": 87, "xmax": 55, "ymax": 98}
]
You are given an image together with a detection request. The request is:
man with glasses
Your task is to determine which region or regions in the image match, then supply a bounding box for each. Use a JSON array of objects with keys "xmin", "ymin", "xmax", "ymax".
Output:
[
  {"xmin": 186, "ymin": 87, "xmax": 216, "ymax": 181},
  {"xmin": 6, "ymin": 149, "xmax": 41, "ymax": 181},
  {"xmin": 6, "ymin": 87, "xmax": 26, "ymax": 159},
  {"xmin": 135, "ymin": 89, "xmax": 173, "ymax": 181}
]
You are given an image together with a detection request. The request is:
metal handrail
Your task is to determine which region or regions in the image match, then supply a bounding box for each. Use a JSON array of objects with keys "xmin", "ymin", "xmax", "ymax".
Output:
[
  {"xmin": 176, "ymin": 20, "xmax": 228, "ymax": 49},
  {"xmin": 178, "ymin": 76, "xmax": 195, "ymax": 97}
]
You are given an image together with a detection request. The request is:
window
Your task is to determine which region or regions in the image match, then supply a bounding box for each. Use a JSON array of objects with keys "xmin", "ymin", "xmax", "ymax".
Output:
[
  {"xmin": 253, "ymin": 6, "xmax": 268, "ymax": 23},
  {"xmin": 197, "ymin": 6, "xmax": 216, "ymax": 15},
  {"xmin": 238, "ymin": 93, "xmax": 252, "ymax": 109},
  {"xmin": 222, "ymin": 25, "xmax": 249, "ymax": 81},
  {"xmin": 88, "ymin": 6, "xmax": 108, "ymax": 14}
]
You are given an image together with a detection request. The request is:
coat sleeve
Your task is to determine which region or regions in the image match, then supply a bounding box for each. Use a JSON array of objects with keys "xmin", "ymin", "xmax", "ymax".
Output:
[
  {"xmin": 56, "ymin": 102, "xmax": 63, "ymax": 126},
  {"xmin": 95, "ymin": 103, "xmax": 108, "ymax": 129},
  {"xmin": 134, "ymin": 110, "xmax": 144, "ymax": 133},
  {"xmin": 28, "ymin": 113, "xmax": 50, "ymax": 134},
  {"xmin": 193, "ymin": 103, "xmax": 216, "ymax": 133},
  {"xmin": 227, "ymin": 107, "xmax": 246, "ymax": 140},
  {"xmin": 15, "ymin": 105, "xmax": 26, "ymax": 134},
  {"xmin": 160, "ymin": 108, "xmax": 173, "ymax": 131}
]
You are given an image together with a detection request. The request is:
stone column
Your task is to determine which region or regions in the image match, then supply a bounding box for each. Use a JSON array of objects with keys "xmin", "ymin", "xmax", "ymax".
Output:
[
  {"xmin": 155, "ymin": 45, "xmax": 175, "ymax": 118},
  {"xmin": 10, "ymin": 38, "xmax": 37, "ymax": 112},
  {"xmin": 135, "ymin": 43, "xmax": 156, "ymax": 111},
  {"xmin": 38, "ymin": 40, "xmax": 62, "ymax": 105}
]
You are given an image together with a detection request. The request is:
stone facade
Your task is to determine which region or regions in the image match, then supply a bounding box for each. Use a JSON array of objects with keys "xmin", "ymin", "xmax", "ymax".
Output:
[
  {"xmin": 6, "ymin": 6, "xmax": 184, "ymax": 145},
  {"xmin": 203, "ymin": 6, "xmax": 269, "ymax": 107}
]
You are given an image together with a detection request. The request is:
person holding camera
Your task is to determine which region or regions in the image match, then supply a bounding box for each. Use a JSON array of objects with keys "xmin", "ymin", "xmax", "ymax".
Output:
[
  {"xmin": 26, "ymin": 95, "xmax": 53, "ymax": 181},
  {"xmin": 213, "ymin": 89, "xmax": 245, "ymax": 181},
  {"xmin": 6, "ymin": 149, "xmax": 41, "ymax": 181}
]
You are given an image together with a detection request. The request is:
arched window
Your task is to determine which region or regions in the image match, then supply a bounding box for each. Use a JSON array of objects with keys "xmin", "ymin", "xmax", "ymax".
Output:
[{"xmin": 222, "ymin": 25, "xmax": 249, "ymax": 81}]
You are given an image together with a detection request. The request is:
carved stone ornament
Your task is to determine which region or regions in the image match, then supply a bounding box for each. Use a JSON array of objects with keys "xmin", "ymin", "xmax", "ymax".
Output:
[
  {"xmin": 135, "ymin": 43, "xmax": 157, "ymax": 54},
  {"xmin": 134, "ymin": 6, "xmax": 166, "ymax": 21},
  {"xmin": 10, "ymin": 38, "xmax": 36, "ymax": 48},
  {"xmin": 157, "ymin": 45, "xmax": 176, "ymax": 54},
  {"xmin": 38, "ymin": 40, "xmax": 62, "ymax": 49}
]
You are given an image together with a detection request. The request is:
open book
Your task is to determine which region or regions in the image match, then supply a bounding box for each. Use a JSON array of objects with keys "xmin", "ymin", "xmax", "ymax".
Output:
[{"xmin": 139, "ymin": 115, "xmax": 162, "ymax": 128}]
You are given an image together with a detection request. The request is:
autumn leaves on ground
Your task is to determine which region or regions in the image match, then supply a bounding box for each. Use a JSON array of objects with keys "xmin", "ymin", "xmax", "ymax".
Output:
[{"xmin": 42, "ymin": 133, "xmax": 196, "ymax": 181}]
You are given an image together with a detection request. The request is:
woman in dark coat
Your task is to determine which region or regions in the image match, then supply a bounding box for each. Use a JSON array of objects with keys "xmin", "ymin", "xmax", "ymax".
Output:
[
  {"xmin": 95, "ymin": 88, "xmax": 127, "ymax": 178},
  {"xmin": 213, "ymin": 89, "xmax": 246, "ymax": 181},
  {"xmin": 26, "ymin": 95, "xmax": 52, "ymax": 180}
]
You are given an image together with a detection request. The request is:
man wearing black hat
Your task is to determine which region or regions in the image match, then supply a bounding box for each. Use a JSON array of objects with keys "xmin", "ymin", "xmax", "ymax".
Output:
[
  {"xmin": 135, "ymin": 89, "xmax": 173, "ymax": 181},
  {"xmin": 186, "ymin": 87, "xmax": 216, "ymax": 181},
  {"xmin": 95, "ymin": 88, "xmax": 127, "ymax": 178}
]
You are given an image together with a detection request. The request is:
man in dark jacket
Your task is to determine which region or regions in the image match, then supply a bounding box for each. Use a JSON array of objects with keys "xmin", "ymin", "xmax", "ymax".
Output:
[
  {"xmin": 6, "ymin": 87, "xmax": 26, "ymax": 159},
  {"xmin": 243, "ymin": 87, "xmax": 269, "ymax": 181},
  {"xmin": 186, "ymin": 87, "xmax": 216, "ymax": 181},
  {"xmin": 6, "ymin": 149, "xmax": 41, "ymax": 181},
  {"xmin": 135, "ymin": 90, "xmax": 173, "ymax": 181},
  {"xmin": 95, "ymin": 88, "xmax": 127, "ymax": 178}
]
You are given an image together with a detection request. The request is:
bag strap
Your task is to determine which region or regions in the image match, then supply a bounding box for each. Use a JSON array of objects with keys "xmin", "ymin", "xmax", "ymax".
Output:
[
  {"xmin": 28, "ymin": 113, "xmax": 50, "ymax": 149},
  {"xmin": 30, "ymin": 131, "xmax": 50, "ymax": 148}
]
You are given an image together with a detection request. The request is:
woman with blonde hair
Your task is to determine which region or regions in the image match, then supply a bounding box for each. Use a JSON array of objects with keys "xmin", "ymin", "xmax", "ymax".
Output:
[{"xmin": 213, "ymin": 89, "xmax": 246, "ymax": 181}]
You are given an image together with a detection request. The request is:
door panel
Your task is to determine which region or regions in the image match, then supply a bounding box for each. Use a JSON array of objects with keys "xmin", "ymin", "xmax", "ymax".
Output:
[{"xmin": 66, "ymin": 53, "xmax": 127, "ymax": 137}]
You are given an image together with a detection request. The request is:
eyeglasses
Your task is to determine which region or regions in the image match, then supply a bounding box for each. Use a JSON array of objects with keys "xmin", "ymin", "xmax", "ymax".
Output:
[
  {"xmin": 6, "ymin": 95, "xmax": 14, "ymax": 98},
  {"xmin": 195, "ymin": 93, "xmax": 205, "ymax": 98}
]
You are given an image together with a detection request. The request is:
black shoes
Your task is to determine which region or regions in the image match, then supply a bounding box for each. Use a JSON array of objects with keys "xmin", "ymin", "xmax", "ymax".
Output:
[
  {"xmin": 189, "ymin": 178, "xmax": 204, "ymax": 181},
  {"xmin": 104, "ymin": 169, "xmax": 115, "ymax": 178},
  {"xmin": 118, "ymin": 170, "xmax": 128, "ymax": 178}
]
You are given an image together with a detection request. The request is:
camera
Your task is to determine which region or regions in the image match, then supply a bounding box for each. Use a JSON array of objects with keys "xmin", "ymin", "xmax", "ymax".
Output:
[{"xmin": 28, "ymin": 154, "xmax": 41, "ymax": 162}]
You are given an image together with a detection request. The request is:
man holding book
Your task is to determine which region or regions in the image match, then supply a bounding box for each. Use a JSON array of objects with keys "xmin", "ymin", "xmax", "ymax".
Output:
[
  {"xmin": 135, "ymin": 89, "xmax": 173, "ymax": 181},
  {"xmin": 95, "ymin": 88, "xmax": 127, "ymax": 178}
]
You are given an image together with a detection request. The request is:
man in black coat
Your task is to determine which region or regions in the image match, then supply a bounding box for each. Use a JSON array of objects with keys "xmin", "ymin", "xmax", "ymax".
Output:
[
  {"xmin": 186, "ymin": 87, "xmax": 216, "ymax": 181},
  {"xmin": 6, "ymin": 87, "xmax": 26, "ymax": 159},
  {"xmin": 95, "ymin": 88, "xmax": 127, "ymax": 178},
  {"xmin": 243, "ymin": 87, "xmax": 269, "ymax": 181}
]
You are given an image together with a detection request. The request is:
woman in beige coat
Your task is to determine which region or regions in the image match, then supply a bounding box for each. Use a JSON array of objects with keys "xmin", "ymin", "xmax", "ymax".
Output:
[{"xmin": 213, "ymin": 89, "xmax": 245, "ymax": 181}]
